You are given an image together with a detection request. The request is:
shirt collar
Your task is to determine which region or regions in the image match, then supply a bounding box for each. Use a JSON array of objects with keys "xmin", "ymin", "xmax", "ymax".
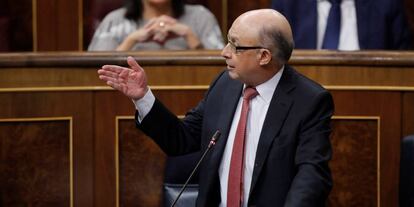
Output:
[{"xmin": 243, "ymin": 65, "xmax": 284, "ymax": 104}]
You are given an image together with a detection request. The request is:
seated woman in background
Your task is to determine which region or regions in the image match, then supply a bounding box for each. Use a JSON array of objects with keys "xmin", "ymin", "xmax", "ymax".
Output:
[{"xmin": 88, "ymin": 0, "xmax": 224, "ymax": 51}]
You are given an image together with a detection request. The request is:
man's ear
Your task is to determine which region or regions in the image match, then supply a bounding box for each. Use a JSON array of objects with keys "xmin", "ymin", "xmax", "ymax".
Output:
[{"xmin": 258, "ymin": 49, "xmax": 272, "ymax": 66}]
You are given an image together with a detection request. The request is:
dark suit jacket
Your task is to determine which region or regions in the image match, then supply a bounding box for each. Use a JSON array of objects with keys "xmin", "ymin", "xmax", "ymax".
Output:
[
  {"xmin": 271, "ymin": 0, "xmax": 412, "ymax": 49},
  {"xmin": 137, "ymin": 65, "xmax": 334, "ymax": 206}
]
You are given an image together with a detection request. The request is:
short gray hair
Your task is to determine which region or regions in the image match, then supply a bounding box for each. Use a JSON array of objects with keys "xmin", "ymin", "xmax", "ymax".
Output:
[{"xmin": 259, "ymin": 26, "xmax": 294, "ymax": 64}]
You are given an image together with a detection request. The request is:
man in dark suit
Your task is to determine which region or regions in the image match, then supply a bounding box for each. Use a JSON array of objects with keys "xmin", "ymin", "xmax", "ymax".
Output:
[
  {"xmin": 272, "ymin": 0, "xmax": 412, "ymax": 50},
  {"xmin": 98, "ymin": 9, "xmax": 333, "ymax": 207}
]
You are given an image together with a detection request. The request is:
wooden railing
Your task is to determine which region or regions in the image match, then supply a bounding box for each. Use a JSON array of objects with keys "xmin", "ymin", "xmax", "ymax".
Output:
[{"xmin": 1, "ymin": 50, "xmax": 414, "ymax": 207}]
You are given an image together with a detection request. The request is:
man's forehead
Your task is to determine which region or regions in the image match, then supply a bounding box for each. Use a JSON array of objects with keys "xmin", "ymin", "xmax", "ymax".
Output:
[
  {"xmin": 228, "ymin": 24, "xmax": 254, "ymax": 39},
  {"xmin": 227, "ymin": 30, "xmax": 239, "ymax": 41},
  {"xmin": 228, "ymin": 27, "xmax": 258, "ymax": 43}
]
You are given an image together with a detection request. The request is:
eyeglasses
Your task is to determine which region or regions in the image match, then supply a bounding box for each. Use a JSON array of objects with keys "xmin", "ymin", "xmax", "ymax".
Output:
[{"xmin": 227, "ymin": 39, "xmax": 266, "ymax": 54}]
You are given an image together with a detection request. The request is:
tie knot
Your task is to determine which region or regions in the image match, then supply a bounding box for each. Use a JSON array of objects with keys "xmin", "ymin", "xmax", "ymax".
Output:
[{"xmin": 243, "ymin": 87, "xmax": 258, "ymax": 100}]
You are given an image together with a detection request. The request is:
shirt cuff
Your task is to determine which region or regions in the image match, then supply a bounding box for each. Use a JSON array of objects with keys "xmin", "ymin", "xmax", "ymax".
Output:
[{"xmin": 132, "ymin": 88, "xmax": 155, "ymax": 122}]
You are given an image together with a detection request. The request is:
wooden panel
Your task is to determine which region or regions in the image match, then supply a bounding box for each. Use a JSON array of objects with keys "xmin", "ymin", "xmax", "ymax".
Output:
[
  {"xmin": 4, "ymin": 64, "xmax": 414, "ymax": 88},
  {"xmin": 0, "ymin": 92, "xmax": 94, "ymax": 207},
  {"xmin": 403, "ymin": 92, "xmax": 414, "ymax": 136},
  {"xmin": 328, "ymin": 118, "xmax": 378, "ymax": 207},
  {"xmin": 118, "ymin": 119, "xmax": 166, "ymax": 207},
  {"xmin": 331, "ymin": 91, "xmax": 402, "ymax": 207},
  {"xmin": 93, "ymin": 89, "xmax": 205, "ymax": 207},
  {"xmin": 94, "ymin": 91, "xmax": 132, "ymax": 207},
  {"xmin": 35, "ymin": 0, "xmax": 80, "ymax": 51},
  {"xmin": 2, "ymin": 51, "xmax": 414, "ymax": 89},
  {"xmin": 0, "ymin": 118, "xmax": 71, "ymax": 206}
]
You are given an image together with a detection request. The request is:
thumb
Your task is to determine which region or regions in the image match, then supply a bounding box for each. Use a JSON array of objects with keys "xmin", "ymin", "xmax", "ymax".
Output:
[{"xmin": 127, "ymin": 56, "xmax": 143, "ymax": 71}]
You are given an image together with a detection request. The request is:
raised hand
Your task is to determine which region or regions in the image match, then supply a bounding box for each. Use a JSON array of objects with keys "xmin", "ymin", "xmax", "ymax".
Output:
[{"xmin": 98, "ymin": 56, "xmax": 148, "ymax": 100}]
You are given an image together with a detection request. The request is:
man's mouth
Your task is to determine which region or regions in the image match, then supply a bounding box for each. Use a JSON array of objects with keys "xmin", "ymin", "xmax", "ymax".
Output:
[{"xmin": 226, "ymin": 64, "xmax": 235, "ymax": 69}]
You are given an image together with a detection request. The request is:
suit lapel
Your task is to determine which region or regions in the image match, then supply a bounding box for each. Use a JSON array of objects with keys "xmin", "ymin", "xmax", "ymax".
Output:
[
  {"xmin": 204, "ymin": 79, "xmax": 243, "ymax": 193},
  {"xmin": 249, "ymin": 66, "xmax": 296, "ymax": 195}
]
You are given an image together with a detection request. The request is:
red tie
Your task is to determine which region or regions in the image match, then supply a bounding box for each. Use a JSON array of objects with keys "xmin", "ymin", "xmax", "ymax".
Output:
[{"xmin": 227, "ymin": 87, "xmax": 258, "ymax": 207}]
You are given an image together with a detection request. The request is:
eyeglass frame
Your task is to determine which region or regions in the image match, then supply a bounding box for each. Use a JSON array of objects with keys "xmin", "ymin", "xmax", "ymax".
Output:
[{"xmin": 226, "ymin": 37, "xmax": 268, "ymax": 54}]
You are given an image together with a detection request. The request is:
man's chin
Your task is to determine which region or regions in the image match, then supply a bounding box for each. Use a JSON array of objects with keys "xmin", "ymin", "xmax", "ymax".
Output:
[{"xmin": 227, "ymin": 70, "xmax": 239, "ymax": 80}]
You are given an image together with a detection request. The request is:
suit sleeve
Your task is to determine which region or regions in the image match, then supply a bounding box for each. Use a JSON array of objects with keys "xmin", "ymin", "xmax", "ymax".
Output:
[
  {"xmin": 284, "ymin": 91, "xmax": 334, "ymax": 207},
  {"xmin": 135, "ymin": 70, "xmax": 226, "ymax": 156}
]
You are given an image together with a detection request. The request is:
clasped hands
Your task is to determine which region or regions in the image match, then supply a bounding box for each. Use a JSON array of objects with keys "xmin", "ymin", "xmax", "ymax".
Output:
[{"xmin": 127, "ymin": 15, "xmax": 192, "ymax": 45}]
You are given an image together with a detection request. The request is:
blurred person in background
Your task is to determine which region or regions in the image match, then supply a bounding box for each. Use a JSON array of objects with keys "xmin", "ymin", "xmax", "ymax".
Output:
[
  {"xmin": 88, "ymin": 0, "xmax": 224, "ymax": 51},
  {"xmin": 271, "ymin": 0, "xmax": 412, "ymax": 50}
]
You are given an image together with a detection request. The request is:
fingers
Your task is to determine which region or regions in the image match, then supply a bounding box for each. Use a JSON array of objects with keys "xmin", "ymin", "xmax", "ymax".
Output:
[
  {"xmin": 98, "ymin": 64, "xmax": 130, "ymax": 89},
  {"xmin": 98, "ymin": 68, "xmax": 119, "ymax": 78},
  {"xmin": 143, "ymin": 16, "xmax": 181, "ymax": 44},
  {"xmin": 100, "ymin": 73, "xmax": 129, "ymax": 94},
  {"xmin": 127, "ymin": 56, "xmax": 144, "ymax": 72},
  {"xmin": 101, "ymin": 64, "xmax": 129, "ymax": 73},
  {"xmin": 98, "ymin": 71, "xmax": 120, "ymax": 89},
  {"xmin": 168, "ymin": 23, "xmax": 189, "ymax": 37},
  {"xmin": 148, "ymin": 15, "xmax": 177, "ymax": 31},
  {"xmin": 106, "ymin": 80, "xmax": 123, "ymax": 91},
  {"xmin": 98, "ymin": 73, "xmax": 118, "ymax": 83},
  {"xmin": 158, "ymin": 15, "xmax": 177, "ymax": 24},
  {"xmin": 146, "ymin": 21, "xmax": 162, "ymax": 33},
  {"xmin": 98, "ymin": 56, "xmax": 143, "ymax": 77},
  {"xmin": 153, "ymin": 31, "xmax": 168, "ymax": 43},
  {"xmin": 144, "ymin": 18, "xmax": 156, "ymax": 29},
  {"xmin": 99, "ymin": 71, "xmax": 128, "ymax": 89}
]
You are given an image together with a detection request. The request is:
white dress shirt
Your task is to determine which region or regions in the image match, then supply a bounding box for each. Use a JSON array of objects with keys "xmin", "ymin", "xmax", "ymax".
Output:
[
  {"xmin": 218, "ymin": 67, "xmax": 283, "ymax": 207},
  {"xmin": 317, "ymin": 0, "xmax": 360, "ymax": 50},
  {"xmin": 134, "ymin": 67, "xmax": 284, "ymax": 207},
  {"xmin": 133, "ymin": 89, "xmax": 156, "ymax": 122}
]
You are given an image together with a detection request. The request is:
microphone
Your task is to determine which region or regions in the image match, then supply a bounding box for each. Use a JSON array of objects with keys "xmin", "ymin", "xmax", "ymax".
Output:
[{"xmin": 170, "ymin": 130, "xmax": 221, "ymax": 207}]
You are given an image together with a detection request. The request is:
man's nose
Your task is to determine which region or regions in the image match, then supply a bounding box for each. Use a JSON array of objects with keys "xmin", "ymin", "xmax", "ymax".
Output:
[{"xmin": 221, "ymin": 43, "xmax": 231, "ymax": 59}]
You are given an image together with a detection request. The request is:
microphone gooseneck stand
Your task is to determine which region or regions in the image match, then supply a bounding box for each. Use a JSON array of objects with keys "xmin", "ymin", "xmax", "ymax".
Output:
[{"xmin": 170, "ymin": 130, "xmax": 221, "ymax": 207}]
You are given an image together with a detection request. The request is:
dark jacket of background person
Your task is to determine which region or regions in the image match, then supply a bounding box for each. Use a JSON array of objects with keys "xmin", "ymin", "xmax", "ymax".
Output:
[{"xmin": 272, "ymin": 0, "xmax": 412, "ymax": 50}]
